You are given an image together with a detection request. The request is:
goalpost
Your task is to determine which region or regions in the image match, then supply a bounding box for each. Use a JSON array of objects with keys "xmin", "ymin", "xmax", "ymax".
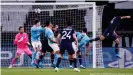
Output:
[{"xmin": 1, "ymin": 2, "xmax": 104, "ymax": 68}]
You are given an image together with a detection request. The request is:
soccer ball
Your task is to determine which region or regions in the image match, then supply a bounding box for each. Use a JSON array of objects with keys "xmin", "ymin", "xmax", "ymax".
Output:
[{"xmin": 35, "ymin": 8, "xmax": 41, "ymax": 13}]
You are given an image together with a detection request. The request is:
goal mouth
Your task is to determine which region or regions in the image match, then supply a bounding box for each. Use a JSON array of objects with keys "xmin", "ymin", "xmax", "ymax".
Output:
[{"xmin": 1, "ymin": 2, "xmax": 104, "ymax": 68}]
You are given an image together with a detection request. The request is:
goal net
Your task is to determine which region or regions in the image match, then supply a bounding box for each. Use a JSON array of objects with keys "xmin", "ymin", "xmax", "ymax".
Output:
[{"xmin": 1, "ymin": 2, "xmax": 104, "ymax": 68}]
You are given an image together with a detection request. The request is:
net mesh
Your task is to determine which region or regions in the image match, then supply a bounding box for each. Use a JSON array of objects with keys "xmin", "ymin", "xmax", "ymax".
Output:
[{"xmin": 1, "ymin": 3, "xmax": 104, "ymax": 68}]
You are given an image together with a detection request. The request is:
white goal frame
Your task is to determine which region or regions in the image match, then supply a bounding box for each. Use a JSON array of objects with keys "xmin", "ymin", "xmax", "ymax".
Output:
[{"xmin": 1, "ymin": 2, "xmax": 97, "ymax": 68}]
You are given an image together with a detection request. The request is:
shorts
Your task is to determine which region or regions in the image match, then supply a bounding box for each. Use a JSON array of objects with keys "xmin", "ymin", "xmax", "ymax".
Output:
[
  {"xmin": 16, "ymin": 47, "xmax": 32, "ymax": 55},
  {"xmin": 48, "ymin": 43, "xmax": 59, "ymax": 53},
  {"xmin": 103, "ymin": 28, "xmax": 117, "ymax": 41},
  {"xmin": 31, "ymin": 41, "xmax": 42, "ymax": 50},
  {"xmin": 41, "ymin": 39, "xmax": 53, "ymax": 53},
  {"xmin": 60, "ymin": 41, "xmax": 75, "ymax": 55},
  {"xmin": 108, "ymin": 32, "xmax": 117, "ymax": 41},
  {"xmin": 103, "ymin": 26, "xmax": 114, "ymax": 37}
]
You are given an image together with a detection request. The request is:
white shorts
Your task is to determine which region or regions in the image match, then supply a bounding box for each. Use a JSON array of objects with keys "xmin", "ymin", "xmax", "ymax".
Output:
[
  {"xmin": 72, "ymin": 42, "xmax": 78, "ymax": 58},
  {"xmin": 48, "ymin": 43, "xmax": 59, "ymax": 53},
  {"xmin": 72, "ymin": 42, "xmax": 78, "ymax": 52},
  {"xmin": 31, "ymin": 41, "xmax": 42, "ymax": 50}
]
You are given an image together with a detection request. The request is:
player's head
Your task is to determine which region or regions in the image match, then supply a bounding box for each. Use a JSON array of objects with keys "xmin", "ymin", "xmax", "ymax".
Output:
[
  {"xmin": 120, "ymin": 16, "xmax": 131, "ymax": 19},
  {"xmin": 66, "ymin": 21, "xmax": 72, "ymax": 27},
  {"xmin": 52, "ymin": 25, "xmax": 58, "ymax": 31},
  {"xmin": 19, "ymin": 26, "xmax": 24, "ymax": 33},
  {"xmin": 46, "ymin": 21, "xmax": 53, "ymax": 29},
  {"xmin": 82, "ymin": 28, "xmax": 87, "ymax": 33},
  {"xmin": 34, "ymin": 19, "xmax": 40, "ymax": 26}
]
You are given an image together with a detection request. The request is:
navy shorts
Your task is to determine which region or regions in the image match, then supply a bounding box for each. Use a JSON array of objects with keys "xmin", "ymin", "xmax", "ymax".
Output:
[
  {"xmin": 103, "ymin": 27, "xmax": 117, "ymax": 41},
  {"xmin": 41, "ymin": 39, "xmax": 53, "ymax": 53},
  {"xmin": 60, "ymin": 41, "xmax": 75, "ymax": 55},
  {"xmin": 108, "ymin": 32, "xmax": 117, "ymax": 41}
]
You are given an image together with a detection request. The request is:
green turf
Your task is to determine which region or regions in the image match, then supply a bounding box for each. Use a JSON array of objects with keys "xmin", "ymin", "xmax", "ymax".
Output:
[{"xmin": 1, "ymin": 68, "xmax": 133, "ymax": 75}]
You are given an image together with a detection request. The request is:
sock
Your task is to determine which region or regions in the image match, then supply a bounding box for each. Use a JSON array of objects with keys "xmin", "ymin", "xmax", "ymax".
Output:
[
  {"xmin": 11, "ymin": 58, "xmax": 18, "ymax": 65},
  {"xmin": 38, "ymin": 55, "xmax": 44, "ymax": 64},
  {"xmin": 32, "ymin": 52, "xmax": 37, "ymax": 63},
  {"xmin": 95, "ymin": 37, "xmax": 100, "ymax": 41},
  {"xmin": 90, "ymin": 37, "xmax": 100, "ymax": 42},
  {"xmin": 69, "ymin": 59, "xmax": 73, "ymax": 65},
  {"xmin": 56, "ymin": 57, "xmax": 61, "ymax": 68},
  {"xmin": 51, "ymin": 54, "xmax": 54, "ymax": 64},
  {"xmin": 53, "ymin": 54, "xmax": 58, "ymax": 65},
  {"xmin": 78, "ymin": 55, "xmax": 82, "ymax": 65},
  {"xmin": 115, "ymin": 43, "xmax": 119, "ymax": 54},
  {"xmin": 73, "ymin": 58, "xmax": 77, "ymax": 68},
  {"xmin": 28, "ymin": 55, "xmax": 32, "ymax": 59}
]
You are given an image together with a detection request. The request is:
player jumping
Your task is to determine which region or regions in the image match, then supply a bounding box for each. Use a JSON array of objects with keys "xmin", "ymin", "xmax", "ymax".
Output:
[
  {"xmin": 31, "ymin": 19, "xmax": 43, "ymax": 66},
  {"xmin": 69, "ymin": 28, "xmax": 90, "ymax": 69},
  {"xmin": 9, "ymin": 26, "xmax": 32, "ymax": 68},
  {"xmin": 57, "ymin": 21, "xmax": 80, "ymax": 72},
  {"xmin": 92, "ymin": 16, "xmax": 131, "ymax": 58}
]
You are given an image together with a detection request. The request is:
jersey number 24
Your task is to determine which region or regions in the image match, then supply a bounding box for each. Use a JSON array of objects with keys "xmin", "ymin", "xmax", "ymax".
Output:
[{"xmin": 62, "ymin": 31, "xmax": 71, "ymax": 39}]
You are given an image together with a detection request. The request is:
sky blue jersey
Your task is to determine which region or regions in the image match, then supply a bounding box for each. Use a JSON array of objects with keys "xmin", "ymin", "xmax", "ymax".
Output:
[
  {"xmin": 45, "ymin": 27, "xmax": 55, "ymax": 44},
  {"xmin": 31, "ymin": 25, "xmax": 43, "ymax": 41},
  {"xmin": 76, "ymin": 32, "xmax": 90, "ymax": 48}
]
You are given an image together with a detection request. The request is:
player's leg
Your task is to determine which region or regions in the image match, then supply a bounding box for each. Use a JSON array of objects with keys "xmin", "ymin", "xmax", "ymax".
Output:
[
  {"xmin": 48, "ymin": 43, "xmax": 62, "ymax": 72},
  {"xmin": 24, "ymin": 48, "xmax": 32, "ymax": 59},
  {"xmin": 36, "ymin": 52, "xmax": 45, "ymax": 68},
  {"xmin": 67, "ymin": 43, "xmax": 80, "ymax": 72},
  {"xmin": 112, "ymin": 32, "xmax": 120, "ymax": 58},
  {"xmin": 91, "ymin": 26, "xmax": 111, "ymax": 42},
  {"xmin": 77, "ymin": 50, "xmax": 85, "ymax": 69},
  {"xmin": 54, "ymin": 49, "xmax": 62, "ymax": 72},
  {"xmin": 50, "ymin": 52, "xmax": 55, "ymax": 66},
  {"xmin": 31, "ymin": 41, "xmax": 38, "ymax": 65},
  {"xmin": 9, "ymin": 49, "xmax": 23, "ymax": 68},
  {"xmin": 54, "ymin": 43, "xmax": 65, "ymax": 72},
  {"xmin": 31, "ymin": 41, "xmax": 42, "ymax": 66},
  {"xmin": 69, "ymin": 55, "xmax": 73, "ymax": 68},
  {"xmin": 36, "ymin": 41, "xmax": 47, "ymax": 68}
]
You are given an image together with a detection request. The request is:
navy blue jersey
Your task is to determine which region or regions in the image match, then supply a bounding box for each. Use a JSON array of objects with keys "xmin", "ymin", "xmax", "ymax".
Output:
[
  {"xmin": 60, "ymin": 27, "xmax": 75, "ymax": 42},
  {"xmin": 103, "ymin": 16, "xmax": 121, "ymax": 37},
  {"xmin": 109, "ymin": 16, "xmax": 121, "ymax": 31}
]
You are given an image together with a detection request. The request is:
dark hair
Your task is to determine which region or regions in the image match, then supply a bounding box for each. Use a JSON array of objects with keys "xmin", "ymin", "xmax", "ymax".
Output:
[
  {"xmin": 46, "ymin": 21, "xmax": 51, "ymax": 26},
  {"xmin": 66, "ymin": 21, "xmax": 72, "ymax": 26},
  {"xmin": 34, "ymin": 19, "xmax": 40, "ymax": 25},
  {"xmin": 19, "ymin": 26, "xmax": 24, "ymax": 30},
  {"xmin": 82, "ymin": 28, "xmax": 87, "ymax": 33}
]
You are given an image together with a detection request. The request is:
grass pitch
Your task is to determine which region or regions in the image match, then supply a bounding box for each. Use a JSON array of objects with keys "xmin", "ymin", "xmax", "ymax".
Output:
[{"xmin": 1, "ymin": 68, "xmax": 133, "ymax": 75}]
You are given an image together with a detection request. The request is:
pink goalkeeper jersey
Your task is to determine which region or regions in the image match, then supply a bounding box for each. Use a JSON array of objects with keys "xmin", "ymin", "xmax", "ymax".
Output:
[{"xmin": 14, "ymin": 33, "xmax": 29, "ymax": 48}]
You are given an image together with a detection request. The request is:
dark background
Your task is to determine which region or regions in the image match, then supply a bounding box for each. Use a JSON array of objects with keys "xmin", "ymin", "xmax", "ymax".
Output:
[{"xmin": 102, "ymin": 3, "xmax": 133, "ymax": 47}]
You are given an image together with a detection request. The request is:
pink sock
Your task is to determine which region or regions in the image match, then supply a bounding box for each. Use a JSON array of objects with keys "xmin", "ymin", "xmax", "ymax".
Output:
[{"xmin": 11, "ymin": 58, "xmax": 17, "ymax": 65}]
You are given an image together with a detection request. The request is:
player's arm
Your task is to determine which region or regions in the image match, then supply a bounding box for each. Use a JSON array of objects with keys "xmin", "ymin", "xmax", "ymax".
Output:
[
  {"xmin": 24, "ymin": 33, "xmax": 30, "ymax": 45},
  {"xmin": 14, "ymin": 34, "xmax": 24, "ymax": 44},
  {"xmin": 121, "ymin": 16, "xmax": 131, "ymax": 19},
  {"xmin": 14, "ymin": 34, "xmax": 19, "ymax": 45}
]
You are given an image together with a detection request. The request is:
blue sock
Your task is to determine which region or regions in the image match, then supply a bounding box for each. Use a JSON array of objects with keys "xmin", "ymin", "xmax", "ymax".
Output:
[
  {"xmin": 32, "ymin": 51, "xmax": 37, "ymax": 63},
  {"xmin": 53, "ymin": 54, "xmax": 58, "ymax": 65}
]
